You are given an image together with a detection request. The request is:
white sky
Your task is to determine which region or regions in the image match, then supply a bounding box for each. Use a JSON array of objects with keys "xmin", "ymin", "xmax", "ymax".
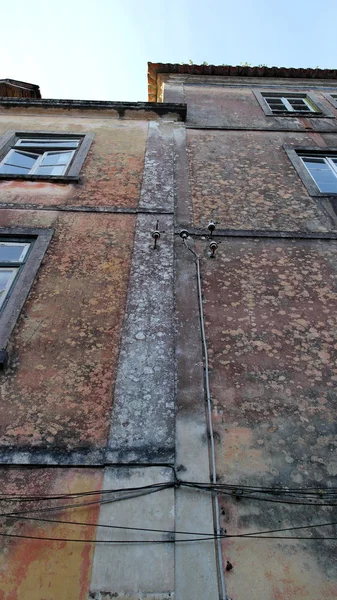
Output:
[{"xmin": 2, "ymin": 0, "xmax": 337, "ymax": 102}]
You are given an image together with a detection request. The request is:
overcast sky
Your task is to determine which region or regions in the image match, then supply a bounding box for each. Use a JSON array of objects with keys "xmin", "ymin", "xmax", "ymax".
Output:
[{"xmin": 2, "ymin": 0, "xmax": 337, "ymax": 102}]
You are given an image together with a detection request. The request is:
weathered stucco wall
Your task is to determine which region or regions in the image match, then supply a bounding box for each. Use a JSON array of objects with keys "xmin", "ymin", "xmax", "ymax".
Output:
[
  {"xmin": 0, "ymin": 210, "xmax": 135, "ymax": 458},
  {"xmin": 0, "ymin": 467, "xmax": 103, "ymax": 600},
  {"xmin": 188, "ymin": 129, "xmax": 335, "ymax": 231},
  {"xmin": 185, "ymin": 84, "xmax": 337, "ymax": 130},
  {"xmin": 0, "ymin": 108, "xmax": 156, "ymax": 598},
  {"xmin": 0, "ymin": 115, "xmax": 148, "ymax": 207},
  {"xmin": 197, "ymin": 237, "xmax": 337, "ymax": 599},
  {"xmin": 183, "ymin": 76, "xmax": 337, "ymax": 599}
]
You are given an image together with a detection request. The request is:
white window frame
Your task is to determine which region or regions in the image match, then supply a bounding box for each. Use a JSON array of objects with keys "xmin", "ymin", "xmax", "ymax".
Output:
[
  {"xmin": 323, "ymin": 92, "xmax": 337, "ymax": 110},
  {"xmin": 0, "ymin": 140, "xmax": 78, "ymax": 176},
  {"xmin": 15, "ymin": 138, "xmax": 80, "ymax": 149},
  {"xmin": 263, "ymin": 94, "xmax": 317, "ymax": 113},
  {"xmin": 0, "ymin": 131, "xmax": 94, "ymax": 182},
  {"xmin": 0, "ymin": 229, "xmax": 53, "ymax": 355},
  {"xmin": 0, "ymin": 242, "xmax": 31, "ymax": 309},
  {"xmin": 255, "ymin": 91, "xmax": 332, "ymax": 118}
]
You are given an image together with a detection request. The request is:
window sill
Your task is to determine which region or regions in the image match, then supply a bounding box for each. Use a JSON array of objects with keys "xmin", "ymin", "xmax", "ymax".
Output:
[
  {"xmin": 310, "ymin": 193, "xmax": 337, "ymax": 198},
  {"xmin": 266, "ymin": 112, "xmax": 334, "ymax": 118},
  {"xmin": 0, "ymin": 174, "xmax": 80, "ymax": 184}
]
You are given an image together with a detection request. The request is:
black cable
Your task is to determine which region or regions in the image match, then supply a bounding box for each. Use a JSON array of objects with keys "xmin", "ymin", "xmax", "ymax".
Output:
[
  {"xmin": 3, "ymin": 513, "xmax": 337, "ymax": 539},
  {"xmin": 0, "ymin": 531, "xmax": 337, "ymax": 544},
  {"xmin": 0, "ymin": 479, "xmax": 336, "ymax": 502},
  {"xmin": 0, "ymin": 481, "xmax": 174, "ymax": 502},
  {"xmin": 0, "ymin": 483, "xmax": 173, "ymax": 518},
  {"xmin": 181, "ymin": 483, "xmax": 337, "ymax": 506},
  {"xmin": 0, "ymin": 480, "xmax": 336, "ymax": 512}
]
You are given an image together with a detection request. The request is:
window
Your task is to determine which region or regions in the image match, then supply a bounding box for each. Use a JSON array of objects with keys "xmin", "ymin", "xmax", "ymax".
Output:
[
  {"xmin": 0, "ymin": 242, "xmax": 31, "ymax": 309},
  {"xmin": 300, "ymin": 154, "xmax": 337, "ymax": 193},
  {"xmin": 0, "ymin": 132, "xmax": 94, "ymax": 181},
  {"xmin": 284, "ymin": 146, "xmax": 337, "ymax": 196},
  {"xmin": 254, "ymin": 90, "xmax": 333, "ymax": 118},
  {"xmin": 0, "ymin": 228, "xmax": 53, "ymax": 363},
  {"xmin": 323, "ymin": 92, "xmax": 337, "ymax": 110},
  {"xmin": 263, "ymin": 94, "xmax": 318, "ymax": 113}
]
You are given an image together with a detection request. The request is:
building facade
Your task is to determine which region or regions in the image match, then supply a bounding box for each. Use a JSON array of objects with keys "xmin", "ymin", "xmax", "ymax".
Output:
[{"xmin": 0, "ymin": 64, "xmax": 336, "ymax": 599}]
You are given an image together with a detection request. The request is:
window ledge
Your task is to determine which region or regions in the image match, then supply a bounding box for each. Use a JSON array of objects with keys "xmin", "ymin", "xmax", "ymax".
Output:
[
  {"xmin": 266, "ymin": 112, "xmax": 333, "ymax": 118},
  {"xmin": 0, "ymin": 174, "xmax": 80, "ymax": 184}
]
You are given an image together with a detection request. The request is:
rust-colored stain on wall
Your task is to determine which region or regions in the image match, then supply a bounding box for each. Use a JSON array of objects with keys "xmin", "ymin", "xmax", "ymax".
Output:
[
  {"xmin": 198, "ymin": 238, "xmax": 337, "ymax": 599},
  {"xmin": 0, "ymin": 117, "xmax": 148, "ymax": 208},
  {"xmin": 188, "ymin": 130, "xmax": 334, "ymax": 231},
  {"xmin": 0, "ymin": 467, "xmax": 103, "ymax": 600},
  {"xmin": 0, "ymin": 210, "xmax": 135, "ymax": 450}
]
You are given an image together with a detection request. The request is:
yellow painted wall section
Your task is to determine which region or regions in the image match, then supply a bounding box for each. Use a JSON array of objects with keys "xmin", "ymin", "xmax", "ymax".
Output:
[{"xmin": 0, "ymin": 468, "xmax": 103, "ymax": 600}]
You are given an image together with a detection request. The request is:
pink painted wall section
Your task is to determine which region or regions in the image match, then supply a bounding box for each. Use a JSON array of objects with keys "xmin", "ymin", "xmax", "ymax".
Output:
[
  {"xmin": 0, "ymin": 210, "xmax": 135, "ymax": 450},
  {"xmin": 186, "ymin": 85, "xmax": 270, "ymax": 128},
  {"xmin": 197, "ymin": 238, "xmax": 337, "ymax": 599},
  {"xmin": 0, "ymin": 467, "xmax": 103, "ymax": 600},
  {"xmin": 187, "ymin": 129, "xmax": 334, "ymax": 231},
  {"xmin": 0, "ymin": 116, "xmax": 148, "ymax": 208}
]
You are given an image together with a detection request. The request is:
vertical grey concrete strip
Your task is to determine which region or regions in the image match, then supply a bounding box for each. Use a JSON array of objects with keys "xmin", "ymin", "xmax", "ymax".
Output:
[
  {"xmin": 106, "ymin": 121, "xmax": 175, "ymax": 463},
  {"xmin": 106, "ymin": 212, "xmax": 174, "ymax": 463},
  {"xmin": 163, "ymin": 83, "xmax": 185, "ymax": 104},
  {"xmin": 174, "ymin": 124, "xmax": 220, "ymax": 599},
  {"xmin": 90, "ymin": 122, "xmax": 176, "ymax": 597},
  {"xmin": 174, "ymin": 125, "xmax": 193, "ymax": 226},
  {"xmin": 89, "ymin": 466, "xmax": 175, "ymax": 599},
  {"xmin": 175, "ymin": 242, "xmax": 220, "ymax": 600},
  {"xmin": 139, "ymin": 121, "xmax": 174, "ymax": 212}
]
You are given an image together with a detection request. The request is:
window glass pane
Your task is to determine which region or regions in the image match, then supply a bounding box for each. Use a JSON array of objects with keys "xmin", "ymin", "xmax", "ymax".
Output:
[
  {"xmin": 0, "ymin": 268, "xmax": 18, "ymax": 308},
  {"xmin": 310, "ymin": 169, "xmax": 337, "ymax": 185},
  {"xmin": 318, "ymin": 182, "xmax": 337, "ymax": 193},
  {"xmin": 289, "ymin": 98, "xmax": 306, "ymax": 104},
  {"xmin": 266, "ymin": 99, "xmax": 284, "ymax": 106},
  {"xmin": 0, "ymin": 164, "xmax": 30, "ymax": 174},
  {"xmin": 17, "ymin": 139, "xmax": 79, "ymax": 149},
  {"xmin": 5, "ymin": 150, "xmax": 37, "ymax": 169},
  {"xmin": 34, "ymin": 165, "xmax": 66, "ymax": 176},
  {"xmin": 292, "ymin": 105, "xmax": 311, "ymax": 112},
  {"xmin": 302, "ymin": 158, "xmax": 328, "ymax": 168},
  {"xmin": 0, "ymin": 243, "xmax": 30, "ymax": 263},
  {"xmin": 40, "ymin": 151, "xmax": 73, "ymax": 166},
  {"xmin": 0, "ymin": 148, "xmax": 36, "ymax": 173}
]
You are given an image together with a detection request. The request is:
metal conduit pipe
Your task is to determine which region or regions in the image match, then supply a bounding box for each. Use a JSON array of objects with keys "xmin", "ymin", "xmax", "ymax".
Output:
[{"xmin": 181, "ymin": 232, "xmax": 227, "ymax": 600}]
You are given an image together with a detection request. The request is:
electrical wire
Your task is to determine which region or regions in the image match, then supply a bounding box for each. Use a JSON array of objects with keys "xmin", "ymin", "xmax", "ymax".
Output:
[
  {"xmin": 2, "ymin": 513, "xmax": 337, "ymax": 539},
  {"xmin": 183, "ymin": 236, "xmax": 227, "ymax": 600},
  {"xmin": 0, "ymin": 480, "xmax": 337, "ymax": 512},
  {"xmin": 0, "ymin": 483, "xmax": 173, "ymax": 518},
  {"xmin": 1, "ymin": 478, "xmax": 337, "ymax": 503},
  {"xmin": 0, "ymin": 481, "xmax": 174, "ymax": 502},
  {"xmin": 181, "ymin": 483, "xmax": 337, "ymax": 506},
  {"xmin": 0, "ymin": 530, "xmax": 337, "ymax": 545}
]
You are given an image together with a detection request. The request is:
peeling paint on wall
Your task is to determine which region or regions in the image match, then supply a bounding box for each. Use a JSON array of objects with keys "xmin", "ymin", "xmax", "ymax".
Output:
[
  {"xmin": 188, "ymin": 129, "xmax": 335, "ymax": 231},
  {"xmin": 197, "ymin": 238, "xmax": 337, "ymax": 599},
  {"xmin": 0, "ymin": 467, "xmax": 103, "ymax": 600},
  {"xmin": 0, "ymin": 211, "xmax": 135, "ymax": 454}
]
